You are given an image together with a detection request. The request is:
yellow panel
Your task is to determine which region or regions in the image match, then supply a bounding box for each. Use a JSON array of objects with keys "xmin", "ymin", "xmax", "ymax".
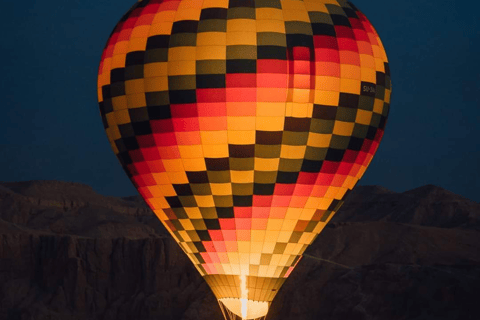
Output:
[
  {"xmin": 360, "ymin": 67, "xmax": 376, "ymax": 83},
  {"xmin": 333, "ymin": 121, "xmax": 354, "ymax": 136},
  {"xmin": 185, "ymin": 207, "xmax": 203, "ymax": 219},
  {"xmin": 360, "ymin": 54, "xmax": 376, "ymax": 69},
  {"xmin": 254, "ymin": 158, "xmax": 280, "ymax": 171},
  {"xmin": 197, "ymin": 32, "xmax": 227, "ymax": 46},
  {"xmin": 227, "ymin": 252, "xmax": 240, "ymax": 264},
  {"xmin": 307, "ymin": 132, "xmax": 332, "ymax": 148},
  {"xmin": 167, "ymin": 172, "xmax": 189, "ymax": 184},
  {"xmin": 196, "ymin": 46, "xmax": 227, "ymax": 60},
  {"xmin": 340, "ymin": 78, "xmax": 361, "ymax": 95},
  {"xmin": 110, "ymin": 141, "xmax": 119, "ymax": 154},
  {"xmin": 251, "ymin": 231, "xmax": 266, "ymax": 242},
  {"xmin": 203, "ymin": 144, "xmax": 229, "ymax": 157},
  {"xmin": 303, "ymin": 0, "xmax": 328, "ymax": 12},
  {"xmin": 342, "ymin": 175, "xmax": 357, "ymax": 188},
  {"xmin": 202, "ymin": 0, "xmax": 229, "ymax": 8},
  {"xmin": 266, "ymin": 219, "xmax": 283, "ymax": 231},
  {"xmin": 159, "ymin": 184, "xmax": 176, "ymax": 196},
  {"xmin": 256, "ymin": 19, "xmax": 285, "ymax": 33},
  {"xmin": 113, "ymin": 109, "xmax": 131, "ymax": 125},
  {"xmin": 385, "ymin": 89, "xmax": 391, "ymax": 103},
  {"xmin": 152, "ymin": 172, "xmax": 171, "ymax": 185},
  {"xmin": 228, "ymin": 116, "xmax": 256, "ymax": 131},
  {"xmin": 150, "ymin": 197, "xmax": 169, "ymax": 209},
  {"xmin": 340, "ymin": 64, "xmax": 361, "ymax": 80},
  {"xmin": 264, "ymin": 230, "xmax": 279, "ymax": 242},
  {"xmin": 231, "ymin": 170, "xmax": 254, "ymax": 183},
  {"xmin": 152, "ymin": 11, "xmax": 176, "ymax": 23},
  {"xmin": 335, "ymin": 187, "xmax": 348, "ymax": 200},
  {"xmin": 144, "ymin": 76, "xmax": 168, "ymax": 92},
  {"xmin": 153, "ymin": 208, "xmax": 169, "ymax": 221},
  {"xmin": 256, "ymin": 117, "xmax": 285, "ymax": 131},
  {"xmin": 250, "ymin": 242, "xmax": 262, "ymax": 254},
  {"xmin": 113, "ymin": 41, "xmax": 128, "ymax": 55},
  {"xmin": 168, "ymin": 60, "xmax": 196, "ymax": 76},
  {"xmin": 276, "ymin": 231, "xmax": 292, "ymax": 243},
  {"xmin": 373, "ymin": 98, "xmax": 384, "ymax": 114},
  {"xmin": 228, "ymin": 130, "xmax": 255, "ymax": 144},
  {"xmin": 182, "ymin": 158, "xmax": 207, "ymax": 171},
  {"xmin": 284, "ymin": 208, "xmax": 302, "ymax": 220},
  {"xmin": 280, "ymin": 145, "xmax": 306, "ymax": 159},
  {"xmin": 131, "ymin": 25, "xmax": 151, "ymax": 39},
  {"xmin": 238, "ymin": 242, "xmax": 251, "ymax": 254},
  {"xmin": 149, "ymin": 22, "xmax": 174, "ymax": 35},
  {"xmin": 284, "ymin": 243, "xmax": 297, "ymax": 255},
  {"xmin": 285, "ymin": 103, "xmax": 311, "ymax": 117},
  {"xmin": 168, "ymin": 47, "xmax": 196, "ymax": 61},
  {"xmin": 111, "ymin": 54, "xmax": 126, "ymax": 69},
  {"xmin": 163, "ymin": 159, "xmax": 184, "ymax": 171},
  {"xmin": 178, "ymin": 145, "xmax": 204, "ymax": 158},
  {"xmin": 210, "ymin": 183, "xmax": 233, "ymax": 195},
  {"xmin": 262, "ymin": 242, "xmax": 276, "ymax": 254},
  {"xmin": 226, "ymin": 32, "xmax": 257, "ymax": 46},
  {"xmin": 304, "ymin": 197, "xmax": 321, "ymax": 209},
  {"xmin": 201, "ymin": 131, "xmax": 228, "ymax": 144},
  {"xmin": 314, "ymin": 90, "xmax": 339, "ymax": 106},
  {"xmin": 195, "ymin": 195, "xmax": 215, "ymax": 207},
  {"xmin": 299, "ymin": 208, "xmax": 315, "ymax": 220},
  {"xmin": 282, "ymin": 10, "xmax": 309, "ymax": 22},
  {"xmin": 227, "ymin": 19, "xmax": 256, "ymax": 32},
  {"xmin": 281, "ymin": 1, "xmax": 306, "ymax": 11},
  {"xmin": 106, "ymin": 126, "xmax": 121, "ymax": 142},
  {"xmin": 145, "ymin": 62, "xmax": 168, "ymax": 77},
  {"xmin": 318, "ymin": 198, "xmax": 333, "ymax": 210},
  {"xmin": 180, "ymin": 219, "xmax": 195, "ymax": 230},
  {"xmin": 256, "ymin": 8, "xmax": 284, "ymax": 21},
  {"xmin": 315, "ymin": 76, "xmax": 340, "ymax": 92},
  {"xmin": 174, "ymin": 8, "xmax": 201, "ymax": 21},
  {"xmin": 126, "ymin": 93, "xmax": 147, "ymax": 108},
  {"xmin": 375, "ymin": 58, "xmax": 385, "ymax": 72},
  {"xmin": 256, "ymin": 102, "xmax": 286, "ymax": 117},
  {"xmin": 112, "ymin": 96, "xmax": 128, "ymax": 111},
  {"xmin": 291, "ymin": 88, "xmax": 311, "ymax": 103},
  {"xmin": 280, "ymin": 219, "xmax": 296, "ymax": 231},
  {"xmin": 355, "ymin": 109, "xmax": 373, "ymax": 125},
  {"xmin": 250, "ymin": 253, "xmax": 261, "ymax": 265},
  {"xmin": 127, "ymin": 37, "xmax": 147, "ymax": 52},
  {"xmin": 125, "ymin": 79, "xmax": 145, "ymax": 94}
]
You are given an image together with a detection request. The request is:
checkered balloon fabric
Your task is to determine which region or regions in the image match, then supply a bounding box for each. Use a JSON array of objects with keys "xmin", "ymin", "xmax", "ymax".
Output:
[{"xmin": 98, "ymin": 0, "xmax": 390, "ymax": 317}]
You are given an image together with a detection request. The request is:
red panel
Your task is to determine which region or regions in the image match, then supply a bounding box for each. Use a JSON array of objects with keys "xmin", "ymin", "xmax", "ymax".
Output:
[
  {"xmin": 137, "ymin": 134, "xmax": 157, "ymax": 148},
  {"xmin": 337, "ymin": 38, "xmax": 359, "ymax": 52},
  {"xmin": 219, "ymin": 219, "xmax": 236, "ymax": 230},
  {"xmin": 335, "ymin": 26, "xmax": 355, "ymax": 39},
  {"xmin": 209, "ymin": 230, "xmax": 224, "ymax": 241},
  {"xmin": 274, "ymin": 184, "xmax": 295, "ymax": 195},
  {"xmin": 141, "ymin": 147, "xmax": 162, "ymax": 161},
  {"xmin": 297, "ymin": 172, "xmax": 317, "ymax": 185},
  {"xmin": 153, "ymin": 133, "xmax": 177, "ymax": 146},
  {"xmin": 226, "ymin": 74, "xmax": 256, "ymax": 88},
  {"xmin": 252, "ymin": 195, "xmax": 273, "ymax": 207},
  {"xmin": 235, "ymin": 207, "xmax": 252, "ymax": 218},
  {"xmin": 172, "ymin": 118, "xmax": 200, "ymax": 132},
  {"xmin": 171, "ymin": 103, "xmax": 199, "ymax": 118},
  {"xmin": 257, "ymin": 59, "xmax": 288, "ymax": 74},
  {"xmin": 315, "ymin": 48, "xmax": 340, "ymax": 63},
  {"xmin": 197, "ymin": 88, "xmax": 226, "ymax": 103},
  {"xmin": 197, "ymin": 102, "xmax": 227, "ymax": 117},
  {"xmin": 321, "ymin": 161, "xmax": 340, "ymax": 174},
  {"xmin": 151, "ymin": 119, "xmax": 174, "ymax": 133}
]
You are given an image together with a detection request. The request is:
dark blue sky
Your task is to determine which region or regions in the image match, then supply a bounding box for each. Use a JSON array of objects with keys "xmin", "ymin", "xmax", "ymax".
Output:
[{"xmin": 1, "ymin": 0, "xmax": 479, "ymax": 201}]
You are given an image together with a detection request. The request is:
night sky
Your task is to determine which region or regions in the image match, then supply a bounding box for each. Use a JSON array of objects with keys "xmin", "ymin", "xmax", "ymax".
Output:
[{"xmin": 1, "ymin": 0, "xmax": 479, "ymax": 201}]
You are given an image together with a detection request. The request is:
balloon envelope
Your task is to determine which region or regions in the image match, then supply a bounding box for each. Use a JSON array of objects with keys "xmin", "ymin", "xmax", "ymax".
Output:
[{"xmin": 98, "ymin": 0, "xmax": 391, "ymax": 318}]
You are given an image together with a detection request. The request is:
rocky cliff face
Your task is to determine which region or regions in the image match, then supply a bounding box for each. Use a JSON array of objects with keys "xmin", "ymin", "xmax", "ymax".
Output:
[{"xmin": 0, "ymin": 181, "xmax": 479, "ymax": 320}]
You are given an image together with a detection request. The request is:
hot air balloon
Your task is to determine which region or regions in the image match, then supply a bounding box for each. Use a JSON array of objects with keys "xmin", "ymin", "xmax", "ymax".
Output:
[{"xmin": 97, "ymin": 0, "xmax": 391, "ymax": 319}]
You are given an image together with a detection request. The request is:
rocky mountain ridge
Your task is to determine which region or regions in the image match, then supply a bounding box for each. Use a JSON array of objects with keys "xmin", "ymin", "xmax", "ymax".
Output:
[{"xmin": 0, "ymin": 180, "xmax": 479, "ymax": 320}]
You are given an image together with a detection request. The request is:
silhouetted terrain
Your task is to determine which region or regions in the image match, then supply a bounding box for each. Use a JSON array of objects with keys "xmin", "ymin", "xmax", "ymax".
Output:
[{"xmin": 1, "ymin": 180, "xmax": 479, "ymax": 320}]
